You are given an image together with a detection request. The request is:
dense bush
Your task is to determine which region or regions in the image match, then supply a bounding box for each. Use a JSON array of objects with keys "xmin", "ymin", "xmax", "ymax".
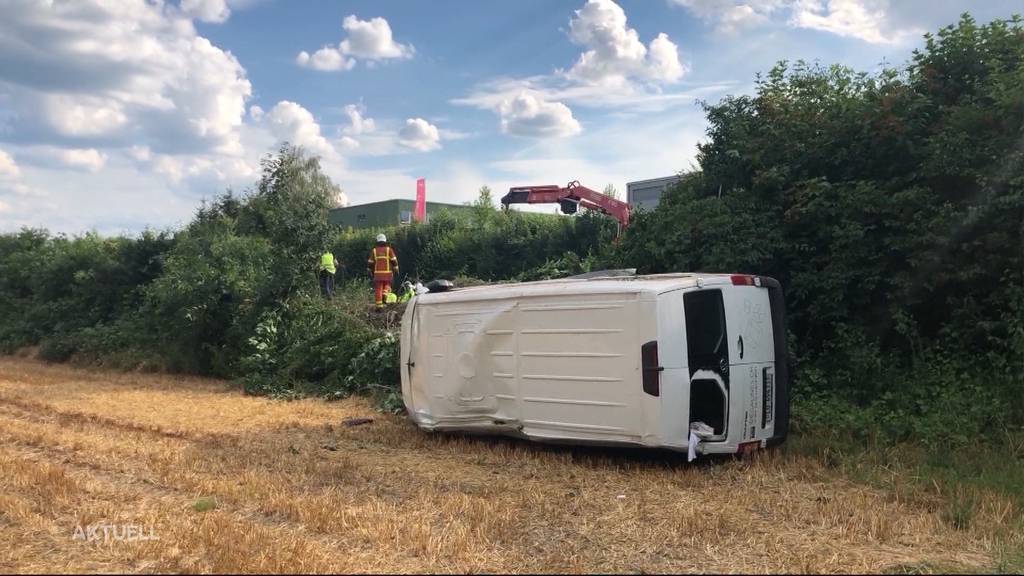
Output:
[
  {"xmin": 0, "ymin": 146, "xmax": 376, "ymax": 398},
  {"xmin": 238, "ymin": 291, "xmax": 377, "ymax": 398},
  {"xmin": 143, "ymin": 228, "xmax": 277, "ymax": 375},
  {"xmin": 0, "ymin": 229, "xmax": 172, "ymax": 354},
  {"xmin": 611, "ymin": 14, "xmax": 1024, "ymax": 440}
]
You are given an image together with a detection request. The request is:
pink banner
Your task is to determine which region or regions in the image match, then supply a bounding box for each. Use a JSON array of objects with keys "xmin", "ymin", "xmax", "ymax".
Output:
[{"xmin": 414, "ymin": 178, "xmax": 426, "ymax": 222}]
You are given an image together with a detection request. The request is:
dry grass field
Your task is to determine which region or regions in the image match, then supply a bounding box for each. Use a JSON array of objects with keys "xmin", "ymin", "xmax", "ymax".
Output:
[{"xmin": 0, "ymin": 356, "xmax": 1017, "ymax": 574}]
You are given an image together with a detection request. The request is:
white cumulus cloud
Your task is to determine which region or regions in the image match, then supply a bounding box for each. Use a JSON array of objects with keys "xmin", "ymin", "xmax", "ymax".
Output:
[
  {"xmin": 41, "ymin": 95, "xmax": 128, "ymax": 138},
  {"xmin": 567, "ymin": 0, "xmax": 686, "ymax": 85},
  {"xmin": 340, "ymin": 15, "xmax": 414, "ymax": 60},
  {"xmin": 671, "ymin": 0, "xmax": 918, "ymax": 43},
  {"xmin": 0, "ymin": 0, "xmax": 252, "ymax": 156},
  {"xmin": 339, "ymin": 136, "xmax": 360, "ymax": 151},
  {"xmin": 296, "ymin": 14, "xmax": 413, "ymax": 72},
  {"xmin": 128, "ymin": 145, "xmax": 152, "ymax": 163},
  {"xmin": 180, "ymin": 0, "xmax": 231, "ymax": 23},
  {"xmin": 296, "ymin": 47, "xmax": 355, "ymax": 72},
  {"xmin": 57, "ymin": 148, "xmax": 107, "ymax": 172},
  {"xmin": 149, "ymin": 153, "xmax": 255, "ymax": 185},
  {"xmin": 341, "ymin": 104, "xmax": 376, "ymax": 135},
  {"xmin": 646, "ymin": 33, "xmax": 686, "ymax": 83},
  {"xmin": 262, "ymin": 101, "xmax": 337, "ymax": 159},
  {"xmin": 790, "ymin": 0, "xmax": 905, "ymax": 44},
  {"xmin": 717, "ymin": 4, "xmax": 769, "ymax": 33},
  {"xmin": 499, "ymin": 93, "xmax": 582, "ymax": 138},
  {"xmin": 454, "ymin": 1, "xmax": 688, "ymax": 135},
  {"xmin": 0, "ymin": 150, "xmax": 20, "ymax": 178},
  {"xmin": 671, "ymin": 0, "xmax": 783, "ymax": 33},
  {"xmin": 398, "ymin": 118, "xmax": 441, "ymax": 151}
]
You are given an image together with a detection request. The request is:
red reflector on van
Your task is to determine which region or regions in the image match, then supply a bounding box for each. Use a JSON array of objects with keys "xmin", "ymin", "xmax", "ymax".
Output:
[{"xmin": 731, "ymin": 275, "xmax": 755, "ymax": 286}]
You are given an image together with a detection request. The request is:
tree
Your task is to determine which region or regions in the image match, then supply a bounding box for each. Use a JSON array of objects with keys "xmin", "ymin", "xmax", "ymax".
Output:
[
  {"xmin": 472, "ymin": 185, "xmax": 497, "ymax": 226},
  {"xmin": 240, "ymin": 144, "xmax": 339, "ymax": 260},
  {"xmin": 602, "ymin": 183, "xmax": 619, "ymax": 200},
  {"xmin": 474, "ymin": 186, "xmax": 495, "ymax": 209}
]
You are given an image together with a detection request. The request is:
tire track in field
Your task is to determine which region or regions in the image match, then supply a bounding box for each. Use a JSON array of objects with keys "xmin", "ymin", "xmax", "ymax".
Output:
[{"xmin": 0, "ymin": 393, "xmax": 213, "ymax": 442}]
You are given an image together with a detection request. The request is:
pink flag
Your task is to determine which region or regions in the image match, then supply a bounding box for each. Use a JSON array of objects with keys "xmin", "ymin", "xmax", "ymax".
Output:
[{"xmin": 414, "ymin": 178, "xmax": 426, "ymax": 222}]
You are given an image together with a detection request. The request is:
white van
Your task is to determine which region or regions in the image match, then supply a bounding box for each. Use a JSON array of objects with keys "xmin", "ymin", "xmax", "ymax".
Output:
[{"xmin": 399, "ymin": 272, "xmax": 789, "ymax": 457}]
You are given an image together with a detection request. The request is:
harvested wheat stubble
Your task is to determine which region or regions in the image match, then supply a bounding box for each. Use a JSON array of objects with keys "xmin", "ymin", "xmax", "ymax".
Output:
[{"xmin": 0, "ymin": 357, "xmax": 1007, "ymax": 574}]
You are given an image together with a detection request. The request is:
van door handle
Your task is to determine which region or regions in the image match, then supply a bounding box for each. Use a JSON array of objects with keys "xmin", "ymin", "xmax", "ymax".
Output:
[{"xmin": 738, "ymin": 335, "xmax": 744, "ymax": 359}]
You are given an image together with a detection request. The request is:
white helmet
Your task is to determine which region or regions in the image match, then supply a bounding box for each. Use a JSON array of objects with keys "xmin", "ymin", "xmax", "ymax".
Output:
[{"xmin": 376, "ymin": 233, "xmax": 387, "ymax": 243}]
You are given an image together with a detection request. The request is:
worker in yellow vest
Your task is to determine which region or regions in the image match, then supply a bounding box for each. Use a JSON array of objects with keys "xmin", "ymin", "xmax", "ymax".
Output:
[
  {"xmin": 397, "ymin": 281, "xmax": 415, "ymax": 303},
  {"xmin": 366, "ymin": 233, "xmax": 399, "ymax": 309},
  {"xmin": 318, "ymin": 250, "xmax": 337, "ymax": 299}
]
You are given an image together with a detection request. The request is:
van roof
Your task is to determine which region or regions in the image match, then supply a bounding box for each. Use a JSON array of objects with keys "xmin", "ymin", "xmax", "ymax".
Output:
[{"xmin": 417, "ymin": 273, "xmax": 733, "ymax": 304}]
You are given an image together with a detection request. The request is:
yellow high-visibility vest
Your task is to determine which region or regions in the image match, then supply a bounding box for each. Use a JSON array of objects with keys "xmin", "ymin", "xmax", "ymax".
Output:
[{"xmin": 320, "ymin": 252, "xmax": 336, "ymax": 274}]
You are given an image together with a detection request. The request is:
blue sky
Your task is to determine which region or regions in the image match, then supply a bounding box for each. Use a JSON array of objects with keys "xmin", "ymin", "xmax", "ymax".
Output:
[{"xmin": 0, "ymin": 0, "xmax": 1018, "ymax": 234}]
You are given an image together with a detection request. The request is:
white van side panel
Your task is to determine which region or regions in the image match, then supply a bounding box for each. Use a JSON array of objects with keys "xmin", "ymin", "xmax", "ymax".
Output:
[{"xmin": 405, "ymin": 291, "xmax": 659, "ymax": 447}]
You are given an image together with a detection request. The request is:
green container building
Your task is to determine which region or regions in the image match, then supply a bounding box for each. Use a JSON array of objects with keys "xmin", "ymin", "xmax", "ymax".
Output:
[{"xmin": 328, "ymin": 199, "xmax": 471, "ymax": 230}]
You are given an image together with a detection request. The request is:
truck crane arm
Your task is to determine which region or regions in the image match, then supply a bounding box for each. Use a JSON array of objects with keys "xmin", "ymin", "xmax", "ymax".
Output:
[{"xmin": 500, "ymin": 181, "xmax": 631, "ymax": 231}]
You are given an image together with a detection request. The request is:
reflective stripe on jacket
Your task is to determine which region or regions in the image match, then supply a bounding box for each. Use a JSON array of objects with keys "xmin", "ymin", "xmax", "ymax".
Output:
[{"xmin": 367, "ymin": 246, "xmax": 397, "ymax": 274}]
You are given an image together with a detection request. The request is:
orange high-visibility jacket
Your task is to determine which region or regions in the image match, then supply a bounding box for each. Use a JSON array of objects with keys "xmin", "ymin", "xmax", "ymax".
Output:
[{"xmin": 367, "ymin": 245, "xmax": 398, "ymax": 280}]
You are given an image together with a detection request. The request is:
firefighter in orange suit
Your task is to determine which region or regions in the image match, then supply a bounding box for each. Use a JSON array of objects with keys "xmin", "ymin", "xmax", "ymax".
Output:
[{"xmin": 367, "ymin": 233, "xmax": 399, "ymax": 309}]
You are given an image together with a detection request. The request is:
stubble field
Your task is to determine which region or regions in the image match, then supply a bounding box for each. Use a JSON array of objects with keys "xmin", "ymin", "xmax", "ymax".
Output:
[{"xmin": 0, "ymin": 356, "xmax": 1015, "ymax": 573}]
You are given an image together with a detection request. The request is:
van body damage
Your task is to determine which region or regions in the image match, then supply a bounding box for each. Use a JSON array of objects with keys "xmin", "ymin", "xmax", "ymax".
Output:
[{"xmin": 400, "ymin": 273, "xmax": 789, "ymax": 456}]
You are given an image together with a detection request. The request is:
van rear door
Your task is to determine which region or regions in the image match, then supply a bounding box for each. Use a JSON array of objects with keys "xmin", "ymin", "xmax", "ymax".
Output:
[
  {"xmin": 722, "ymin": 277, "xmax": 776, "ymax": 444},
  {"xmin": 683, "ymin": 288, "xmax": 731, "ymax": 442}
]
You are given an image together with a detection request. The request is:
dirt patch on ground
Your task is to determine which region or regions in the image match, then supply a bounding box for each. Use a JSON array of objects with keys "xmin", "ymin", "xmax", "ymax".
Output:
[{"xmin": 0, "ymin": 357, "xmax": 1003, "ymax": 573}]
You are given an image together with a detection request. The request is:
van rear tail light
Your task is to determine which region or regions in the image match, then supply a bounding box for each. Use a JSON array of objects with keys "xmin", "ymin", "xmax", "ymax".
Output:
[
  {"xmin": 641, "ymin": 341, "xmax": 662, "ymax": 397},
  {"xmin": 731, "ymin": 275, "xmax": 755, "ymax": 286}
]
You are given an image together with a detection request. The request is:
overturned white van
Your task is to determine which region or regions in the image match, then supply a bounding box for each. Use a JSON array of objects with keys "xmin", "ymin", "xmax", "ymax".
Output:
[{"xmin": 399, "ymin": 272, "xmax": 789, "ymax": 457}]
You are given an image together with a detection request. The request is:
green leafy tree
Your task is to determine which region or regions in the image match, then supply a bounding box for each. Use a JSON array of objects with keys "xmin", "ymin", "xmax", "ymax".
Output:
[
  {"xmin": 238, "ymin": 145, "xmax": 338, "ymax": 289},
  {"xmin": 471, "ymin": 185, "xmax": 497, "ymax": 228}
]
